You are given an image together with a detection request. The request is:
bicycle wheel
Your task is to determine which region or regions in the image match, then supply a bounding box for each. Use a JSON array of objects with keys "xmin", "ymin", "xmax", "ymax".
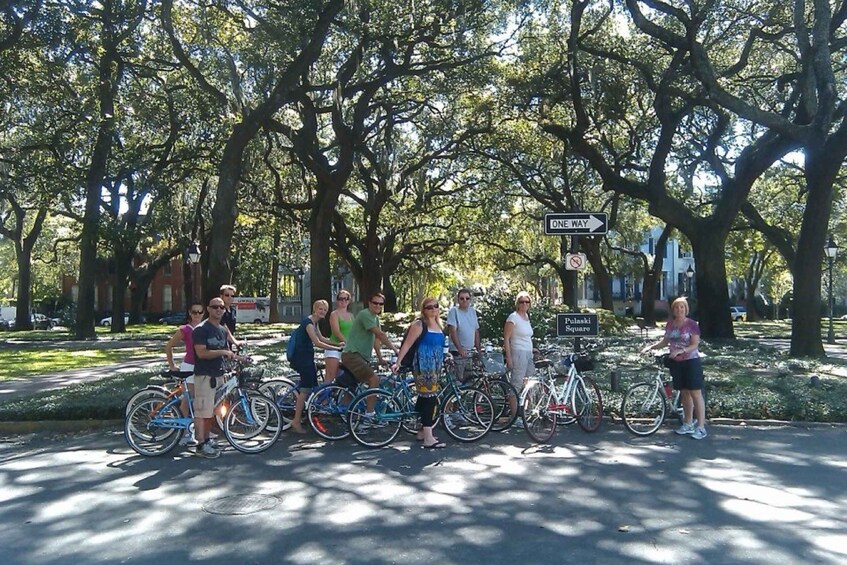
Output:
[
  {"xmin": 124, "ymin": 385, "xmax": 170, "ymax": 416},
  {"xmin": 440, "ymin": 386, "xmax": 494, "ymax": 442},
  {"xmin": 224, "ymin": 392, "xmax": 282, "ymax": 453},
  {"xmin": 258, "ymin": 378, "xmax": 298, "ymax": 431},
  {"xmin": 481, "ymin": 378, "xmax": 519, "ymax": 432},
  {"xmin": 347, "ymin": 389, "xmax": 403, "ymax": 448},
  {"xmin": 621, "ymin": 382, "xmax": 667, "ymax": 436},
  {"xmin": 124, "ymin": 398, "xmax": 184, "ymax": 456},
  {"xmin": 573, "ymin": 377, "xmax": 603, "ymax": 432},
  {"xmin": 521, "ymin": 381, "xmax": 557, "ymax": 443},
  {"xmin": 307, "ymin": 384, "xmax": 355, "ymax": 440}
]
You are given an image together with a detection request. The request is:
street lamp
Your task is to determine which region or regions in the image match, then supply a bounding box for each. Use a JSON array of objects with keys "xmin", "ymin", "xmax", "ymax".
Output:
[
  {"xmin": 825, "ymin": 235, "xmax": 838, "ymax": 344},
  {"xmin": 186, "ymin": 241, "xmax": 201, "ymax": 306},
  {"xmin": 685, "ymin": 265, "xmax": 695, "ymax": 297}
]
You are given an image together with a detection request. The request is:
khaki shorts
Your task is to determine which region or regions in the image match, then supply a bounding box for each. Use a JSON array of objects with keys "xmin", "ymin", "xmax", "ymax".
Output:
[
  {"xmin": 451, "ymin": 354, "xmax": 473, "ymax": 382},
  {"xmin": 341, "ymin": 352, "xmax": 376, "ymax": 384},
  {"xmin": 508, "ymin": 349, "xmax": 535, "ymax": 391},
  {"xmin": 193, "ymin": 375, "xmax": 218, "ymax": 418}
]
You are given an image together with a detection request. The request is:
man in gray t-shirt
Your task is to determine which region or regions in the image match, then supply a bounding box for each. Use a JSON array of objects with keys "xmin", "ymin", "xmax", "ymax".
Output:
[{"xmin": 446, "ymin": 288, "xmax": 481, "ymax": 382}]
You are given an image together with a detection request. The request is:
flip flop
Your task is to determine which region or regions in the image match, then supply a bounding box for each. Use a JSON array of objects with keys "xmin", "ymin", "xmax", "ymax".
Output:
[
  {"xmin": 422, "ymin": 441, "xmax": 447, "ymax": 449},
  {"xmin": 417, "ymin": 436, "xmax": 440, "ymax": 442}
]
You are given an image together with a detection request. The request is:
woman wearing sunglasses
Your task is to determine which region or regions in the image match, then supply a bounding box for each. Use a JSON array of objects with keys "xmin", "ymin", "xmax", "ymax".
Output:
[
  {"xmin": 164, "ymin": 302, "xmax": 205, "ymax": 446},
  {"xmin": 392, "ymin": 297, "xmax": 447, "ymax": 449},
  {"xmin": 325, "ymin": 290, "xmax": 354, "ymax": 383},
  {"xmin": 503, "ymin": 291, "xmax": 536, "ymax": 393}
]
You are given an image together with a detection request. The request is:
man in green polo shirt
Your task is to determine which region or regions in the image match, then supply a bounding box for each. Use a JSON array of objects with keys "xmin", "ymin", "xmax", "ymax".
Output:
[{"xmin": 341, "ymin": 292, "xmax": 398, "ymax": 410}]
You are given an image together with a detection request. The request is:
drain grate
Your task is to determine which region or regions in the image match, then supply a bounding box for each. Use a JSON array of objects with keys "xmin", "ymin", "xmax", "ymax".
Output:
[{"xmin": 203, "ymin": 494, "xmax": 281, "ymax": 516}]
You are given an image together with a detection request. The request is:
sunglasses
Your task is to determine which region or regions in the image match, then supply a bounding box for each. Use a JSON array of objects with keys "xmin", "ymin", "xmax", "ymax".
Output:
[
  {"xmin": 208, "ymin": 305, "xmax": 225, "ymax": 310},
  {"xmin": 371, "ymin": 301, "xmax": 384, "ymax": 306},
  {"xmin": 338, "ymin": 296, "xmax": 350, "ymax": 301},
  {"xmin": 222, "ymin": 294, "xmax": 234, "ymax": 298},
  {"xmin": 458, "ymin": 296, "xmax": 471, "ymax": 301},
  {"xmin": 518, "ymin": 300, "xmax": 530, "ymax": 304},
  {"xmin": 189, "ymin": 310, "xmax": 204, "ymax": 315},
  {"xmin": 424, "ymin": 304, "xmax": 439, "ymax": 310}
]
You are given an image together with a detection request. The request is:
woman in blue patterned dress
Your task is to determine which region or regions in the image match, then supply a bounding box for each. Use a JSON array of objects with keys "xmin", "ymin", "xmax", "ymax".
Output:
[{"xmin": 392, "ymin": 297, "xmax": 446, "ymax": 449}]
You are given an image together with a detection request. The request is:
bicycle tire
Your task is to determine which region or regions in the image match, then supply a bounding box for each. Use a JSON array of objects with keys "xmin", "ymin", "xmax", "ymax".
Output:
[
  {"xmin": 480, "ymin": 378, "xmax": 519, "ymax": 432},
  {"xmin": 440, "ymin": 386, "xmax": 494, "ymax": 442},
  {"xmin": 522, "ymin": 381, "xmax": 557, "ymax": 443},
  {"xmin": 621, "ymin": 382, "xmax": 667, "ymax": 436},
  {"xmin": 223, "ymin": 392, "xmax": 282, "ymax": 453},
  {"xmin": 124, "ymin": 385, "xmax": 170, "ymax": 416},
  {"xmin": 124, "ymin": 398, "xmax": 184, "ymax": 456},
  {"xmin": 347, "ymin": 389, "xmax": 402, "ymax": 448},
  {"xmin": 574, "ymin": 377, "xmax": 603, "ymax": 432},
  {"xmin": 258, "ymin": 378, "xmax": 298, "ymax": 431},
  {"xmin": 307, "ymin": 384, "xmax": 355, "ymax": 440}
]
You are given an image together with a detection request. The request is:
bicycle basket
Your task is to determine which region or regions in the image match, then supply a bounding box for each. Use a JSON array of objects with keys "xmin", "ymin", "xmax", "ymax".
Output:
[{"xmin": 574, "ymin": 356, "xmax": 594, "ymax": 372}]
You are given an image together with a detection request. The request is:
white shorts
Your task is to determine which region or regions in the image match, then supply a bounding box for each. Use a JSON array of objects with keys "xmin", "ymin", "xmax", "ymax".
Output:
[
  {"xmin": 324, "ymin": 349, "xmax": 341, "ymax": 360},
  {"xmin": 180, "ymin": 362, "xmax": 195, "ymax": 384}
]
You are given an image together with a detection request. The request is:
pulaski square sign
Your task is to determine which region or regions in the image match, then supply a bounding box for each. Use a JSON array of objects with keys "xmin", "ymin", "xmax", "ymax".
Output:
[{"xmin": 556, "ymin": 313, "xmax": 599, "ymax": 337}]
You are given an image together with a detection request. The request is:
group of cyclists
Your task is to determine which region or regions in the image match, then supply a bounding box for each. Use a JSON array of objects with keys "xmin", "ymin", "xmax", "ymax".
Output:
[{"xmin": 158, "ymin": 286, "xmax": 707, "ymax": 457}]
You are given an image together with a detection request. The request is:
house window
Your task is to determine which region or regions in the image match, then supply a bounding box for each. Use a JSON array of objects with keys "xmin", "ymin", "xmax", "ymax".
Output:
[
  {"xmin": 163, "ymin": 285, "xmax": 172, "ymax": 312},
  {"xmin": 648, "ymin": 237, "xmax": 654, "ymax": 255},
  {"xmin": 163, "ymin": 262, "xmax": 172, "ymax": 276}
]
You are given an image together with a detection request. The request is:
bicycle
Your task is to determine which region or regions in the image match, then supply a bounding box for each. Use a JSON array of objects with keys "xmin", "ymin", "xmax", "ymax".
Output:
[
  {"xmin": 447, "ymin": 349, "xmax": 519, "ymax": 432},
  {"xmin": 347, "ymin": 366, "xmax": 495, "ymax": 448},
  {"xmin": 620, "ymin": 353, "xmax": 706, "ymax": 436},
  {"xmin": 519, "ymin": 350, "xmax": 604, "ymax": 443},
  {"xmin": 124, "ymin": 367, "xmax": 282, "ymax": 456}
]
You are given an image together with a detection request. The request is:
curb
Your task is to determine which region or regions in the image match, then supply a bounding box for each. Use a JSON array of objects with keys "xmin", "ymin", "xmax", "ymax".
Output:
[{"xmin": 0, "ymin": 419, "xmax": 122, "ymax": 436}]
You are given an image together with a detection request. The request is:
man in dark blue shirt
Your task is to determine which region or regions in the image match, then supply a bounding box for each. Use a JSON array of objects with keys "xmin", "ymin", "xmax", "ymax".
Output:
[{"xmin": 192, "ymin": 296, "xmax": 236, "ymax": 458}]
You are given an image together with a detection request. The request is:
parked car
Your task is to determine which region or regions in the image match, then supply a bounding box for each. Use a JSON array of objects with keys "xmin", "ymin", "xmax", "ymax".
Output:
[
  {"xmin": 100, "ymin": 313, "xmax": 130, "ymax": 326},
  {"xmin": 1, "ymin": 314, "xmax": 55, "ymax": 330},
  {"xmin": 730, "ymin": 306, "xmax": 747, "ymax": 322},
  {"xmin": 159, "ymin": 312, "xmax": 188, "ymax": 325}
]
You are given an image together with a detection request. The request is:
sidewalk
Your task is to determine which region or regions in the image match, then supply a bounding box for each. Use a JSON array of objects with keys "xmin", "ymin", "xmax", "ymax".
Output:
[{"xmin": 0, "ymin": 336, "xmax": 285, "ymax": 403}]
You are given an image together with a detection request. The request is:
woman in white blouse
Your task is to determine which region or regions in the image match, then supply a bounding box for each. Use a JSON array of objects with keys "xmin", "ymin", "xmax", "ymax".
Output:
[{"xmin": 503, "ymin": 291, "xmax": 535, "ymax": 392}]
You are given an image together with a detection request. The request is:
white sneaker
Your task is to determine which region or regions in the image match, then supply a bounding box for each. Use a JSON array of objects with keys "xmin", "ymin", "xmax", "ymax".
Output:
[
  {"xmin": 195, "ymin": 442, "xmax": 221, "ymax": 458},
  {"xmin": 675, "ymin": 421, "xmax": 696, "ymax": 435},
  {"xmin": 691, "ymin": 427, "xmax": 708, "ymax": 440},
  {"xmin": 208, "ymin": 431, "xmax": 219, "ymax": 439},
  {"xmin": 179, "ymin": 435, "xmax": 198, "ymax": 447},
  {"xmin": 206, "ymin": 439, "xmax": 222, "ymax": 450}
]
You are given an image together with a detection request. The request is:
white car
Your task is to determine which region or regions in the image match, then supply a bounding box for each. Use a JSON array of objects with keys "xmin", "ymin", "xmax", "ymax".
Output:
[
  {"xmin": 730, "ymin": 306, "xmax": 747, "ymax": 322},
  {"xmin": 100, "ymin": 313, "xmax": 130, "ymax": 326}
]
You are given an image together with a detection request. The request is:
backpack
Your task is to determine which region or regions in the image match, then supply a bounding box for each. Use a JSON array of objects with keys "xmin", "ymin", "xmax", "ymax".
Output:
[
  {"xmin": 399, "ymin": 319, "xmax": 426, "ymax": 369},
  {"xmin": 286, "ymin": 329, "xmax": 298, "ymax": 362},
  {"xmin": 287, "ymin": 319, "xmax": 311, "ymax": 362}
]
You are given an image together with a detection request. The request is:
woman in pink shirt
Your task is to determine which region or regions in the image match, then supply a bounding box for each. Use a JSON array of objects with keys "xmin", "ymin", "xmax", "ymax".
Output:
[
  {"xmin": 165, "ymin": 302, "xmax": 205, "ymax": 446},
  {"xmin": 642, "ymin": 297, "xmax": 707, "ymax": 440}
]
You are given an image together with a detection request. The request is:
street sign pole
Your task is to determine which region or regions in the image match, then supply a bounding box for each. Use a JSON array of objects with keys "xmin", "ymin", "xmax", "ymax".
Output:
[{"xmin": 571, "ymin": 234, "xmax": 581, "ymax": 352}]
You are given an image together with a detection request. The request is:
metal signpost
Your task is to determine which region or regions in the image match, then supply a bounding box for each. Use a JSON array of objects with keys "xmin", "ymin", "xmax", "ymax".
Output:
[{"xmin": 544, "ymin": 212, "xmax": 608, "ymax": 351}]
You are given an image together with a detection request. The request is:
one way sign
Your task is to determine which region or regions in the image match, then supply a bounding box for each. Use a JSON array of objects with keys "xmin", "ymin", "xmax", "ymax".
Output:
[{"xmin": 544, "ymin": 213, "xmax": 608, "ymax": 235}]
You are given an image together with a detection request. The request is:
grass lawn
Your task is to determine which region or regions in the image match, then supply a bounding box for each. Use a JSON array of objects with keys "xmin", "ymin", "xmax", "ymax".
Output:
[{"xmin": 0, "ymin": 346, "xmax": 156, "ymax": 381}]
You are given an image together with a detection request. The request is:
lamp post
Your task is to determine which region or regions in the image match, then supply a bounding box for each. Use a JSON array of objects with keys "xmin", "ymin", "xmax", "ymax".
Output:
[
  {"xmin": 825, "ymin": 235, "xmax": 838, "ymax": 344},
  {"xmin": 186, "ymin": 241, "xmax": 201, "ymax": 305},
  {"xmin": 685, "ymin": 265, "xmax": 695, "ymax": 297}
]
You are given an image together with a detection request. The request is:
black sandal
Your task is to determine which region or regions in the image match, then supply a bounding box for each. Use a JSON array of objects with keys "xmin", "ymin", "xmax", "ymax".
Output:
[{"xmin": 422, "ymin": 441, "xmax": 447, "ymax": 449}]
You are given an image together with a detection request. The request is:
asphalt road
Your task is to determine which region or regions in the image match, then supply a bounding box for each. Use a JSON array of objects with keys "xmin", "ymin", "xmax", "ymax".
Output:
[{"xmin": 1, "ymin": 423, "xmax": 845, "ymax": 564}]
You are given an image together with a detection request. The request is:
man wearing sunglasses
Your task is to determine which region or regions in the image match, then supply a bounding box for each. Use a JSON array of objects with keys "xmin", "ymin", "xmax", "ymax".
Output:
[
  {"xmin": 341, "ymin": 292, "xmax": 399, "ymax": 397},
  {"xmin": 192, "ymin": 297, "xmax": 237, "ymax": 458},
  {"xmin": 447, "ymin": 288, "xmax": 481, "ymax": 382}
]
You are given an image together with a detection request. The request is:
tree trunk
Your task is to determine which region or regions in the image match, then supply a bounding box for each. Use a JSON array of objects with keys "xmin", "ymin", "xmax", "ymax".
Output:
[
  {"xmin": 382, "ymin": 275, "xmax": 398, "ymax": 312},
  {"xmin": 130, "ymin": 276, "xmax": 151, "ymax": 324},
  {"xmin": 14, "ymin": 243, "xmax": 34, "ymax": 331},
  {"xmin": 789, "ymin": 150, "xmax": 838, "ymax": 356},
  {"xmin": 582, "ymin": 237, "xmax": 612, "ymax": 310},
  {"xmin": 308, "ymin": 187, "xmax": 341, "ymax": 310},
  {"xmin": 690, "ymin": 228, "xmax": 734, "ymax": 339},
  {"xmin": 269, "ymin": 228, "xmax": 281, "ymax": 323},
  {"xmin": 110, "ymin": 250, "xmax": 131, "ymax": 333}
]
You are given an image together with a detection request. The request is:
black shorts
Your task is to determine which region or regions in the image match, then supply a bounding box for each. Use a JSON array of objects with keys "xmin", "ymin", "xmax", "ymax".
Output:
[
  {"xmin": 292, "ymin": 359, "xmax": 319, "ymax": 389},
  {"xmin": 669, "ymin": 356, "xmax": 704, "ymax": 391}
]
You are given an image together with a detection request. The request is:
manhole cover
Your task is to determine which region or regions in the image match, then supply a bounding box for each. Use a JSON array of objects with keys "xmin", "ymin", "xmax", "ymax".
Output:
[{"xmin": 203, "ymin": 494, "xmax": 281, "ymax": 515}]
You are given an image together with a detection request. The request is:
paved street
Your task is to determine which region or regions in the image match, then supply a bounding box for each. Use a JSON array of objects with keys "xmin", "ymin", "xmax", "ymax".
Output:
[{"xmin": 1, "ymin": 423, "xmax": 845, "ymax": 564}]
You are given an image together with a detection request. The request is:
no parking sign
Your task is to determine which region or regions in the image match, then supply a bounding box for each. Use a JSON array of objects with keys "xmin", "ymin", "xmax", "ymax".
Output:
[{"xmin": 565, "ymin": 253, "xmax": 587, "ymax": 271}]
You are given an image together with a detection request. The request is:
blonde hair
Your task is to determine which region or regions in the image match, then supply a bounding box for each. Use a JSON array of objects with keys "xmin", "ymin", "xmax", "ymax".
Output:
[
  {"xmin": 420, "ymin": 296, "xmax": 443, "ymax": 329},
  {"xmin": 219, "ymin": 284, "xmax": 236, "ymax": 295},
  {"xmin": 312, "ymin": 299, "xmax": 329, "ymax": 313},
  {"xmin": 671, "ymin": 297, "xmax": 689, "ymax": 316},
  {"xmin": 515, "ymin": 291, "xmax": 532, "ymax": 309}
]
